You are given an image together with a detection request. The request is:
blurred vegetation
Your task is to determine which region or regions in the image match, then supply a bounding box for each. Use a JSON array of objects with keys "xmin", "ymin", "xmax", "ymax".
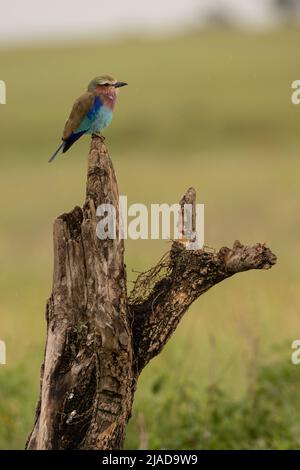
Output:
[
  {"xmin": 0, "ymin": 28, "xmax": 300, "ymax": 449},
  {"xmin": 126, "ymin": 349, "xmax": 300, "ymax": 449}
]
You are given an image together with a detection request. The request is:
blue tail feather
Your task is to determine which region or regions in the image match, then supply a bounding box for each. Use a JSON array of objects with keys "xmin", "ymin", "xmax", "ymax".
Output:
[
  {"xmin": 48, "ymin": 142, "xmax": 64, "ymax": 163},
  {"xmin": 62, "ymin": 131, "xmax": 87, "ymax": 153},
  {"xmin": 48, "ymin": 130, "xmax": 87, "ymax": 163}
]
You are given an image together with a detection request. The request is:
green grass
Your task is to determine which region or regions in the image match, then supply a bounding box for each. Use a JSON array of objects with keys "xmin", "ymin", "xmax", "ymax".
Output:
[
  {"xmin": 1, "ymin": 28, "xmax": 300, "ymax": 449},
  {"xmin": 126, "ymin": 348, "xmax": 300, "ymax": 450}
]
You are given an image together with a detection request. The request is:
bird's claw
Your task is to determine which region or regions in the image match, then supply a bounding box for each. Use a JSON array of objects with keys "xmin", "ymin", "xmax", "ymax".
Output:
[{"xmin": 92, "ymin": 132, "xmax": 105, "ymax": 141}]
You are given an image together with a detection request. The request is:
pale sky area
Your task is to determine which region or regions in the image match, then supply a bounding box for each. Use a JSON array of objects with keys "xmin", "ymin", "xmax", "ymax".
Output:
[{"xmin": 0, "ymin": 0, "xmax": 285, "ymax": 44}]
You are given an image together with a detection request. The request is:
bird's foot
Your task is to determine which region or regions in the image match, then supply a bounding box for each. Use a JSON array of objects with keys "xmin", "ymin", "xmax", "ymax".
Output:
[{"xmin": 92, "ymin": 132, "xmax": 105, "ymax": 141}]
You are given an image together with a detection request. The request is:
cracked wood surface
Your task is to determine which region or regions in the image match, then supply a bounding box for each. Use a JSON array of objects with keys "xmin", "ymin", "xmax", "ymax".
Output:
[
  {"xmin": 27, "ymin": 136, "xmax": 133, "ymax": 450},
  {"xmin": 27, "ymin": 136, "xmax": 277, "ymax": 450}
]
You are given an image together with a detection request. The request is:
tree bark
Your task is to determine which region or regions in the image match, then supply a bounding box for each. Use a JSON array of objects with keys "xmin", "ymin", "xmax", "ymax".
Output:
[{"xmin": 26, "ymin": 136, "xmax": 277, "ymax": 450}]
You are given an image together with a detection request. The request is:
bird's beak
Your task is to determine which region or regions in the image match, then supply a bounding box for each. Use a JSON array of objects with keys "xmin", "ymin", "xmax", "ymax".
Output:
[{"xmin": 114, "ymin": 81, "xmax": 128, "ymax": 88}]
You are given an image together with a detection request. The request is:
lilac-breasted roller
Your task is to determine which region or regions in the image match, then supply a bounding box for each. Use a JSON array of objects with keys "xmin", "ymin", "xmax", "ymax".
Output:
[{"xmin": 49, "ymin": 75, "xmax": 128, "ymax": 162}]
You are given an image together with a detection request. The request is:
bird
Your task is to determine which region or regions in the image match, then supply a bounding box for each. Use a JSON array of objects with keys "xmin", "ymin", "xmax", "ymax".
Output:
[{"xmin": 49, "ymin": 75, "xmax": 128, "ymax": 163}]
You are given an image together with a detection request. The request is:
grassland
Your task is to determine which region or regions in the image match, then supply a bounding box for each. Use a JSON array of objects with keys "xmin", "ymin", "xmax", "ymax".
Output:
[{"xmin": 0, "ymin": 28, "xmax": 300, "ymax": 449}]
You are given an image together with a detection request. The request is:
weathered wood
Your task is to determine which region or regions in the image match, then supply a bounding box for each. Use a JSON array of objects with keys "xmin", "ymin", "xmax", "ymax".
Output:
[
  {"xmin": 27, "ymin": 136, "xmax": 277, "ymax": 450},
  {"xmin": 130, "ymin": 239, "xmax": 276, "ymax": 373},
  {"xmin": 27, "ymin": 136, "xmax": 133, "ymax": 450}
]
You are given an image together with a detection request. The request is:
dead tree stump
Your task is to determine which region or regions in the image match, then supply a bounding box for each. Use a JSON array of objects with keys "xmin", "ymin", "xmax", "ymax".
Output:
[{"xmin": 26, "ymin": 136, "xmax": 277, "ymax": 450}]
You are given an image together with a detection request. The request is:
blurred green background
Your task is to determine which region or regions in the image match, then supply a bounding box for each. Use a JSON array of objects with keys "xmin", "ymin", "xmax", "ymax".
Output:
[{"xmin": 1, "ymin": 27, "xmax": 300, "ymax": 449}]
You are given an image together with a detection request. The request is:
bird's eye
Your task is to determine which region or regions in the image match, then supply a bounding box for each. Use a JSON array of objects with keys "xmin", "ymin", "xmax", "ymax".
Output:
[{"xmin": 103, "ymin": 83, "xmax": 110, "ymax": 87}]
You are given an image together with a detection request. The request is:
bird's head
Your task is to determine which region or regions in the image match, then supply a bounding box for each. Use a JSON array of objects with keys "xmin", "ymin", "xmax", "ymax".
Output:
[{"xmin": 88, "ymin": 75, "xmax": 128, "ymax": 100}]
